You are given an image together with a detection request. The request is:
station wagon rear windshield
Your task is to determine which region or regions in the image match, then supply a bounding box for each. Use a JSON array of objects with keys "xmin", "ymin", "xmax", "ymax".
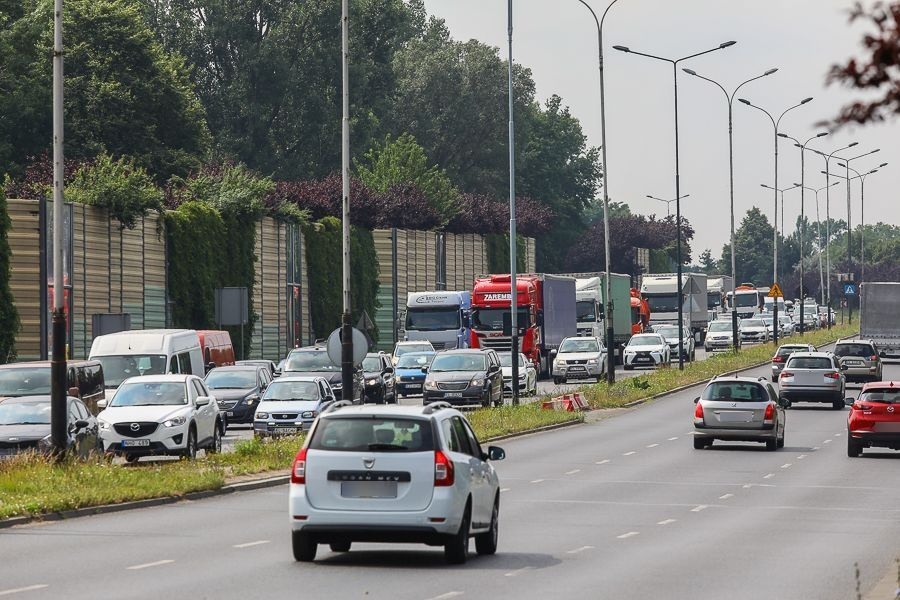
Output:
[
  {"xmin": 777, "ymin": 346, "xmax": 807, "ymax": 357},
  {"xmin": 786, "ymin": 357, "xmax": 833, "ymax": 369},
  {"xmin": 309, "ymin": 417, "xmax": 434, "ymax": 452},
  {"xmin": 833, "ymin": 344, "xmax": 875, "ymax": 358},
  {"xmin": 858, "ymin": 388, "xmax": 900, "ymax": 403},
  {"xmin": 702, "ymin": 382, "xmax": 767, "ymax": 402}
]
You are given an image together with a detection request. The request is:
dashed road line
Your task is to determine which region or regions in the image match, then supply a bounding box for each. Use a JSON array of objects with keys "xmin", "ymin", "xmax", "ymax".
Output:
[
  {"xmin": 668, "ymin": 437, "xmax": 679, "ymax": 441},
  {"xmin": 500, "ymin": 488, "xmax": 511, "ymax": 493},
  {"xmin": 781, "ymin": 463, "xmax": 792, "ymax": 469},
  {"xmin": 691, "ymin": 505, "xmax": 709, "ymax": 512},
  {"xmin": 824, "ymin": 439, "xmax": 833, "ymax": 444},
  {"xmin": 834, "ymin": 433, "xmax": 842, "ymax": 437},
  {"xmin": 646, "ymin": 443, "xmax": 659, "ymax": 448},
  {"xmin": 565, "ymin": 469, "xmax": 581, "ymax": 475},
  {"xmin": 233, "ymin": 540, "xmax": 270, "ymax": 549},
  {"xmin": 763, "ymin": 473, "xmax": 775, "ymax": 479},
  {"xmin": 126, "ymin": 560, "xmax": 174, "ymax": 571},
  {"xmin": 797, "ymin": 455, "xmax": 807, "ymax": 460},
  {"xmin": 719, "ymin": 493, "xmax": 734, "ymax": 500},
  {"xmin": 657, "ymin": 519, "xmax": 677, "ymax": 526},
  {"xmin": 0, "ymin": 585, "xmax": 49, "ymax": 597},
  {"xmin": 566, "ymin": 545, "xmax": 594, "ymax": 554},
  {"xmin": 530, "ymin": 479, "xmax": 545, "ymax": 484},
  {"xmin": 424, "ymin": 592, "xmax": 464, "ymax": 600},
  {"xmin": 504, "ymin": 567, "xmax": 534, "ymax": 578},
  {"xmin": 595, "ymin": 459, "xmax": 610, "ymax": 465},
  {"xmin": 622, "ymin": 451, "xmax": 636, "ymax": 456},
  {"xmin": 617, "ymin": 531, "xmax": 640, "ymax": 539}
]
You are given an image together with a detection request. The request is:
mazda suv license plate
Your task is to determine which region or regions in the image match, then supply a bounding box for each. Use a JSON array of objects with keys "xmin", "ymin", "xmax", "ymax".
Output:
[{"xmin": 122, "ymin": 439, "xmax": 150, "ymax": 447}]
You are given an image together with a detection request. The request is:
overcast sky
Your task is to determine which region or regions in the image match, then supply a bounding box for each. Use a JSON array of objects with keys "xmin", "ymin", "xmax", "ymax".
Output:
[{"xmin": 421, "ymin": 0, "xmax": 899, "ymax": 266}]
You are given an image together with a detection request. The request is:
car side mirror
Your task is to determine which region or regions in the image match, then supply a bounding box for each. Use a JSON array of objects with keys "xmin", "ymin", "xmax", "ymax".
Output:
[
  {"xmin": 693, "ymin": 397, "xmax": 700, "ymax": 404},
  {"xmin": 97, "ymin": 399, "xmax": 108, "ymax": 409},
  {"xmin": 196, "ymin": 396, "xmax": 211, "ymax": 406},
  {"xmin": 385, "ymin": 367, "xmax": 394, "ymax": 375},
  {"xmin": 421, "ymin": 366, "xmax": 429, "ymax": 373},
  {"xmin": 841, "ymin": 364, "xmax": 849, "ymax": 371},
  {"xmin": 778, "ymin": 397, "xmax": 791, "ymax": 409},
  {"xmin": 68, "ymin": 386, "xmax": 80, "ymax": 398},
  {"xmin": 74, "ymin": 419, "xmax": 89, "ymax": 429},
  {"xmin": 487, "ymin": 446, "xmax": 506, "ymax": 461},
  {"xmin": 550, "ymin": 349, "xmax": 557, "ymax": 357},
  {"xmin": 260, "ymin": 382, "xmax": 268, "ymax": 391},
  {"xmin": 845, "ymin": 397, "xmax": 855, "ymax": 407}
]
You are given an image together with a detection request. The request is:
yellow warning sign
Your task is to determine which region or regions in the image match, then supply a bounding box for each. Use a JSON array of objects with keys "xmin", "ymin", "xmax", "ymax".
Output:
[{"xmin": 768, "ymin": 283, "xmax": 783, "ymax": 298}]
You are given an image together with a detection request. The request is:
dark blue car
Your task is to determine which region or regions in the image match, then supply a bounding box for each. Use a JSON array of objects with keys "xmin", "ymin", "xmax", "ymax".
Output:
[{"xmin": 393, "ymin": 351, "xmax": 435, "ymax": 398}]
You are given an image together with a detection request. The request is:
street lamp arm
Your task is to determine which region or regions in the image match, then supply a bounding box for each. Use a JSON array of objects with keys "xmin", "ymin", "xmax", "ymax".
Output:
[
  {"xmin": 731, "ymin": 70, "xmax": 777, "ymax": 103},
  {"xmin": 675, "ymin": 41, "xmax": 736, "ymax": 65},
  {"xmin": 776, "ymin": 98, "xmax": 813, "ymax": 131},
  {"xmin": 739, "ymin": 99, "xmax": 776, "ymax": 129},
  {"xmin": 683, "ymin": 69, "xmax": 729, "ymax": 102}
]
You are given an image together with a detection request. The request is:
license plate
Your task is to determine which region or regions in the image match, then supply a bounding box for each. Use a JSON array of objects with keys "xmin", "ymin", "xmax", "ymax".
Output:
[
  {"xmin": 445, "ymin": 392, "xmax": 463, "ymax": 398},
  {"xmin": 122, "ymin": 439, "xmax": 150, "ymax": 447},
  {"xmin": 636, "ymin": 357, "xmax": 651, "ymax": 362},
  {"xmin": 341, "ymin": 481, "xmax": 398, "ymax": 499},
  {"xmin": 845, "ymin": 361, "xmax": 863, "ymax": 366},
  {"xmin": 226, "ymin": 411, "xmax": 234, "ymax": 417},
  {"xmin": 717, "ymin": 411, "xmax": 752, "ymax": 423},
  {"xmin": 272, "ymin": 427, "xmax": 298, "ymax": 435}
]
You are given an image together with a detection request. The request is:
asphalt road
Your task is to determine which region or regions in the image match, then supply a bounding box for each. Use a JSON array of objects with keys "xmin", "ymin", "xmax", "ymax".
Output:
[{"xmin": 6, "ymin": 346, "xmax": 895, "ymax": 600}]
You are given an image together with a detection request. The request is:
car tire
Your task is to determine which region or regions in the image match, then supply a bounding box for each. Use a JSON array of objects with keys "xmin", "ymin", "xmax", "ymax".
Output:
[
  {"xmin": 444, "ymin": 504, "xmax": 470, "ymax": 565},
  {"xmin": 553, "ymin": 377, "xmax": 562, "ymax": 385},
  {"xmin": 207, "ymin": 424, "xmax": 222, "ymax": 454},
  {"xmin": 777, "ymin": 432, "xmax": 785, "ymax": 448},
  {"xmin": 475, "ymin": 497, "xmax": 499, "ymax": 556},
  {"xmin": 765, "ymin": 438, "xmax": 777, "ymax": 451},
  {"xmin": 623, "ymin": 365, "xmax": 633, "ymax": 371},
  {"xmin": 329, "ymin": 541, "xmax": 351, "ymax": 553},
  {"xmin": 292, "ymin": 531, "xmax": 317, "ymax": 562},
  {"xmin": 183, "ymin": 427, "xmax": 197, "ymax": 460},
  {"xmin": 832, "ymin": 399, "xmax": 844, "ymax": 410},
  {"xmin": 693, "ymin": 437, "xmax": 707, "ymax": 450},
  {"xmin": 847, "ymin": 436, "xmax": 862, "ymax": 458},
  {"xmin": 772, "ymin": 376, "xmax": 778, "ymax": 383},
  {"xmin": 124, "ymin": 454, "xmax": 140, "ymax": 464}
]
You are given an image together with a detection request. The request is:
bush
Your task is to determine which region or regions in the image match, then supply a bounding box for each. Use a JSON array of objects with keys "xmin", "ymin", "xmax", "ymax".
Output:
[
  {"xmin": 65, "ymin": 154, "xmax": 164, "ymax": 228},
  {"xmin": 0, "ymin": 189, "xmax": 20, "ymax": 362}
]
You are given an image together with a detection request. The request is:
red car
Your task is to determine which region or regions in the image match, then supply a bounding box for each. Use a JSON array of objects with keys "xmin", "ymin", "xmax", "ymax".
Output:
[{"xmin": 847, "ymin": 381, "xmax": 900, "ymax": 457}]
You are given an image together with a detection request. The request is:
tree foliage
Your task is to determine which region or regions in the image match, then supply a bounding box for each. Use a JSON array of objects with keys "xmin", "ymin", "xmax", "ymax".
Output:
[
  {"xmin": 719, "ymin": 207, "xmax": 774, "ymax": 286},
  {"xmin": 65, "ymin": 154, "xmax": 164, "ymax": 228},
  {"xmin": 0, "ymin": 187, "xmax": 20, "ymax": 362}
]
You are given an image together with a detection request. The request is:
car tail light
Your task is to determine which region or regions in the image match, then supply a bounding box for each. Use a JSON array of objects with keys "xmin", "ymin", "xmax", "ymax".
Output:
[
  {"xmin": 694, "ymin": 402, "xmax": 704, "ymax": 419},
  {"xmin": 825, "ymin": 372, "xmax": 840, "ymax": 380},
  {"xmin": 291, "ymin": 448, "xmax": 308, "ymax": 484},
  {"xmin": 772, "ymin": 355, "xmax": 785, "ymax": 363},
  {"xmin": 434, "ymin": 450, "xmax": 455, "ymax": 487},
  {"xmin": 780, "ymin": 371, "xmax": 793, "ymax": 379},
  {"xmin": 764, "ymin": 403, "xmax": 775, "ymax": 422},
  {"xmin": 870, "ymin": 355, "xmax": 878, "ymax": 361}
]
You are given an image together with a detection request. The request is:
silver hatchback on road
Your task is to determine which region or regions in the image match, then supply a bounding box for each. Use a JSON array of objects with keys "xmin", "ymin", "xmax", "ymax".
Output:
[
  {"xmin": 778, "ymin": 352, "xmax": 846, "ymax": 410},
  {"xmin": 693, "ymin": 376, "xmax": 786, "ymax": 451}
]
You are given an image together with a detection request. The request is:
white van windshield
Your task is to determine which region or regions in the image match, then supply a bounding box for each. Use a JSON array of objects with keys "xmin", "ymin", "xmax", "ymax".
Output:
[{"xmin": 95, "ymin": 355, "xmax": 167, "ymax": 387}]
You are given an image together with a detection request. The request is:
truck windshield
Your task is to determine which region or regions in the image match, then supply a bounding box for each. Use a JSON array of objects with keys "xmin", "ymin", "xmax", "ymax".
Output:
[
  {"xmin": 576, "ymin": 301, "xmax": 596, "ymax": 323},
  {"xmin": 707, "ymin": 292, "xmax": 721, "ymax": 310},
  {"xmin": 471, "ymin": 308, "xmax": 531, "ymax": 332},
  {"xmin": 405, "ymin": 307, "xmax": 460, "ymax": 331},
  {"xmin": 645, "ymin": 294, "xmax": 679, "ymax": 313},
  {"xmin": 734, "ymin": 293, "xmax": 758, "ymax": 308},
  {"xmin": 95, "ymin": 355, "xmax": 167, "ymax": 388}
]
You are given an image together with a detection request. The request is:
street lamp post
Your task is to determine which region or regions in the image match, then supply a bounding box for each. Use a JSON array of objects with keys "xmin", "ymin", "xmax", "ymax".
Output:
[
  {"xmin": 834, "ymin": 162, "xmax": 887, "ymax": 283},
  {"xmin": 577, "ymin": 0, "xmax": 620, "ymax": 384},
  {"xmin": 795, "ymin": 182, "xmax": 841, "ymax": 306},
  {"xmin": 738, "ymin": 98, "xmax": 813, "ymax": 290},
  {"xmin": 614, "ymin": 40, "xmax": 737, "ymax": 370},
  {"xmin": 646, "ymin": 194, "xmax": 690, "ymax": 218},
  {"xmin": 760, "ymin": 181, "xmax": 801, "ymax": 342},
  {"xmin": 683, "ymin": 67, "xmax": 777, "ymax": 351},
  {"xmin": 506, "ymin": 0, "xmax": 520, "ymax": 405},
  {"xmin": 779, "ymin": 132, "xmax": 828, "ymax": 334}
]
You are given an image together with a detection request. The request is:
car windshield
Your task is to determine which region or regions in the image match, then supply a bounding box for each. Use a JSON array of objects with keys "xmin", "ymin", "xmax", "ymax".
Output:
[
  {"xmin": 707, "ymin": 322, "xmax": 731, "ymax": 332},
  {"xmin": 0, "ymin": 367, "xmax": 51, "ymax": 396},
  {"xmin": 742, "ymin": 320, "xmax": 765, "ymax": 328},
  {"xmin": 395, "ymin": 344, "xmax": 434, "ymax": 357},
  {"xmin": 559, "ymin": 339, "xmax": 600, "ymax": 353},
  {"xmin": 396, "ymin": 353, "xmax": 434, "ymax": 368},
  {"xmin": 95, "ymin": 355, "xmax": 167, "ymax": 387},
  {"xmin": 430, "ymin": 354, "xmax": 487, "ymax": 372},
  {"xmin": 786, "ymin": 357, "xmax": 833, "ymax": 370},
  {"xmin": 205, "ymin": 370, "xmax": 257, "ymax": 389},
  {"xmin": 285, "ymin": 351, "xmax": 338, "ymax": 372},
  {"xmin": 499, "ymin": 354, "xmax": 526, "ymax": 368},
  {"xmin": 858, "ymin": 389, "xmax": 900, "ymax": 404},
  {"xmin": 834, "ymin": 344, "xmax": 875, "ymax": 358},
  {"xmin": 263, "ymin": 381, "xmax": 319, "ymax": 401},
  {"xmin": 309, "ymin": 417, "xmax": 434, "ymax": 452},
  {"xmin": 362, "ymin": 357, "xmax": 383, "ymax": 372},
  {"xmin": 702, "ymin": 382, "xmax": 767, "ymax": 402},
  {"xmin": 110, "ymin": 382, "xmax": 187, "ymax": 407},
  {"xmin": 629, "ymin": 336, "xmax": 662, "ymax": 347},
  {"xmin": 655, "ymin": 326, "xmax": 680, "ymax": 337},
  {"xmin": 405, "ymin": 307, "xmax": 460, "ymax": 331},
  {"xmin": 576, "ymin": 300, "xmax": 596, "ymax": 322},
  {"xmin": 0, "ymin": 401, "xmax": 51, "ymax": 425}
]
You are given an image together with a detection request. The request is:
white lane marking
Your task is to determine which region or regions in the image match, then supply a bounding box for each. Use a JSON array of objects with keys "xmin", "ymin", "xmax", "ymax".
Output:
[
  {"xmin": 0, "ymin": 585, "xmax": 49, "ymax": 597},
  {"xmin": 797, "ymin": 455, "xmax": 807, "ymax": 460},
  {"xmin": 719, "ymin": 493, "xmax": 734, "ymax": 500},
  {"xmin": 126, "ymin": 559, "xmax": 174, "ymax": 571},
  {"xmin": 657, "ymin": 519, "xmax": 677, "ymax": 526},
  {"xmin": 566, "ymin": 545, "xmax": 594, "ymax": 554},
  {"xmin": 834, "ymin": 433, "xmax": 842, "ymax": 437},
  {"xmin": 565, "ymin": 469, "xmax": 581, "ymax": 475},
  {"xmin": 233, "ymin": 540, "xmax": 270, "ymax": 549},
  {"xmin": 425, "ymin": 592, "xmax": 464, "ymax": 600},
  {"xmin": 812, "ymin": 447, "xmax": 820, "ymax": 451},
  {"xmin": 763, "ymin": 473, "xmax": 775, "ymax": 479},
  {"xmin": 691, "ymin": 505, "xmax": 708, "ymax": 512},
  {"xmin": 617, "ymin": 531, "xmax": 640, "ymax": 539},
  {"xmin": 595, "ymin": 459, "xmax": 610, "ymax": 465},
  {"xmin": 622, "ymin": 451, "xmax": 636, "ymax": 456},
  {"xmin": 668, "ymin": 437, "xmax": 679, "ymax": 441},
  {"xmin": 500, "ymin": 488, "xmax": 511, "ymax": 493},
  {"xmin": 824, "ymin": 439, "xmax": 832, "ymax": 444},
  {"xmin": 742, "ymin": 484, "xmax": 752, "ymax": 489},
  {"xmin": 530, "ymin": 479, "xmax": 545, "ymax": 484},
  {"xmin": 781, "ymin": 463, "xmax": 792, "ymax": 469},
  {"xmin": 504, "ymin": 567, "xmax": 534, "ymax": 578},
  {"xmin": 686, "ymin": 431, "xmax": 696, "ymax": 435},
  {"xmin": 646, "ymin": 443, "xmax": 659, "ymax": 448}
]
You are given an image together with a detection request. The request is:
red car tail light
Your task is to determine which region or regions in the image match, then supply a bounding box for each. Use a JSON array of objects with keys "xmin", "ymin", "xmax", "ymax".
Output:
[
  {"xmin": 764, "ymin": 403, "xmax": 775, "ymax": 422},
  {"xmin": 694, "ymin": 402, "xmax": 704, "ymax": 419},
  {"xmin": 824, "ymin": 372, "xmax": 840, "ymax": 380},
  {"xmin": 772, "ymin": 355, "xmax": 785, "ymax": 363},
  {"xmin": 780, "ymin": 371, "xmax": 793, "ymax": 379},
  {"xmin": 291, "ymin": 448, "xmax": 308, "ymax": 484},
  {"xmin": 434, "ymin": 450, "xmax": 455, "ymax": 487}
]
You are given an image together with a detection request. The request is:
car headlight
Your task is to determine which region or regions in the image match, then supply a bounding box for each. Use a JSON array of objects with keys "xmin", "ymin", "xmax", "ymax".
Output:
[
  {"xmin": 301, "ymin": 411, "xmax": 317, "ymax": 419},
  {"xmin": 424, "ymin": 380, "xmax": 438, "ymax": 390},
  {"xmin": 245, "ymin": 394, "xmax": 260, "ymax": 405},
  {"xmin": 587, "ymin": 358, "xmax": 598, "ymax": 365},
  {"xmin": 518, "ymin": 374, "xmax": 526, "ymax": 380},
  {"xmin": 163, "ymin": 416, "xmax": 187, "ymax": 428},
  {"xmin": 365, "ymin": 378, "xmax": 379, "ymax": 386},
  {"xmin": 394, "ymin": 375, "xmax": 402, "ymax": 383},
  {"xmin": 471, "ymin": 378, "xmax": 485, "ymax": 387},
  {"xmin": 255, "ymin": 412, "xmax": 269, "ymax": 420},
  {"xmin": 98, "ymin": 420, "xmax": 111, "ymax": 431}
]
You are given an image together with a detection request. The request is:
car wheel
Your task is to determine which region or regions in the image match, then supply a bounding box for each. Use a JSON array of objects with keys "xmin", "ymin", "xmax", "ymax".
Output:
[
  {"xmin": 329, "ymin": 541, "xmax": 351, "ymax": 553},
  {"xmin": 765, "ymin": 438, "xmax": 777, "ymax": 451},
  {"xmin": 124, "ymin": 454, "xmax": 140, "ymax": 464},
  {"xmin": 183, "ymin": 427, "xmax": 197, "ymax": 460},
  {"xmin": 553, "ymin": 377, "xmax": 562, "ymax": 385},
  {"xmin": 475, "ymin": 496, "xmax": 499, "ymax": 556},
  {"xmin": 623, "ymin": 365, "xmax": 633, "ymax": 371},
  {"xmin": 444, "ymin": 504, "xmax": 470, "ymax": 565},
  {"xmin": 772, "ymin": 376, "xmax": 778, "ymax": 383},
  {"xmin": 691, "ymin": 349, "xmax": 696, "ymax": 361},
  {"xmin": 777, "ymin": 433, "xmax": 785, "ymax": 449},
  {"xmin": 292, "ymin": 531, "xmax": 317, "ymax": 562},
  {"xmin": 847, "ymin": 436, "xmax": 862, "ymax": 458},
  {"xmin": 207, "ymin": 424, "xmax": 222, "ymax": 454},
  {"xmin": 693, "ymin": 437, "xmax": 707, "ymax": 450},
  {"xmin": 832, "ymin": 399, "xmax": 844, "ymax": 410}
]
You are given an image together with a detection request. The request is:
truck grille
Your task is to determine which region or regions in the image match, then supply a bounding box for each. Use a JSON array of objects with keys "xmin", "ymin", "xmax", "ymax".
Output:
[
  {"xmin": 114, "ymin": 422, "xmax": 159, "ymax": 438},
  {"xmin": 437, "ymin": 382, "xmax": 469, "ymax": 391},
  {"xmin": 479, "ymin": 336, "xmax": 521, "ymax": 352}
]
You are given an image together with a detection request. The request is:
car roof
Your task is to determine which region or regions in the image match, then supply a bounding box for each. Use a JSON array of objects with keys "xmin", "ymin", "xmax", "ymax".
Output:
[
  {"xmin": 861, "ymin": 381, "xmax": 900, "ymax": 392},
  {"xmin": 779, "ymin": 344, "xmax": 812, "ymax": 349},
  {"xmin": 0, "ymin": 394, "xmax": 78, "ymax": 404},
  {"xmin": 707, "ymin": 376, "xmax": 771, "ymax": 385},
  {"xmin": 321, "ymin": 404, "xmax": 461, "ymax": 420},
  {"xmin": 395, "ymin": 341, "xmax": 433, "ymax": 346},
  {"xmin": 439, "ymin": 348, "xmax": 491, "ymax": 354},
  {"xmin": 270, "ymin": 375, "xmax": 324, "ymax": 383},
  {"xmin": 120, "ymin": 374, "xmax": 193, "ymax": 384},
  {"xmin": 208, "ymin": 365, "xmax": 259, "ymax": 372},
  {"xmin": 785, "ymin": 351, "xmax": 833, "ymax": 358},
  {"xmin": 834, "ymin": 339, "xmax": 874, "ymax": 345}
]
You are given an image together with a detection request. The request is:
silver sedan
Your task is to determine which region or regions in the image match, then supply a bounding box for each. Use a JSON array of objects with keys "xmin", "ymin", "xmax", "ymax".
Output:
[{"xmin": 693, "ymin": 376, "xmax": 786, "ymax": 451}]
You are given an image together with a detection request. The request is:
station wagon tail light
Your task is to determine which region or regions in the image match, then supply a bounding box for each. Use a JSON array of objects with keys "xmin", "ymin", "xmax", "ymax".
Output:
[
  {"xmin": 764, "ymin": 403, "xmax": 775, "ymax": 423},
  {"xmin": 434, "ymin": 450, "xmax": 455, "ymax": 487},
  {"xmin": 824, "ymin": 372, "xmax": 840, "ymax": 380},
  {"xmin": 694, "ymin": 402, "xmax": 704, "ymax": 420},
  {"xmin": 780, "ymin": 371, "xmax": 793, "ymax": 379},
  {"xmin": 291, "ymin": 448, "xmax": 308, "ymax": 484}
]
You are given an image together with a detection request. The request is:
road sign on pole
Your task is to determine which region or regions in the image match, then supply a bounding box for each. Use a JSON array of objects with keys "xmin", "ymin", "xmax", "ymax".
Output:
[
  {"xmin": 843, "ymin": 283, "xmax": 858, "ymax": 296},
  {"xmin": 768, "ymin": 283, "xmax": 783, "ymax": 298}
]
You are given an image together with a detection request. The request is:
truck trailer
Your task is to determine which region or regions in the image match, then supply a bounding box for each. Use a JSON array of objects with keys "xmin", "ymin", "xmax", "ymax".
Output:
[{"xmin": 860, "ymin": 282, "xmax": 900, "ymax": 357}]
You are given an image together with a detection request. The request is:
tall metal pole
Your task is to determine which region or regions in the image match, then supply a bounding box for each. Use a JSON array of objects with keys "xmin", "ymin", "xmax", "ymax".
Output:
[
  {"xmin": 577, "ymin": 0, "xmax": 619, "ymax": 385},
  {"xmin": 50, "ymin": 0, "xmax": 67, "ymax": 455},
  {"xmin": 507, "ymin": 0, "xmax": 520, "ymax": 405},
  {"xmin": 340, "ymin": 0, "xmax": 354, "ymax": 399},
  {"xmin": 845, "ymin": 158, "xmax": 852, "ymax": 324},
  {"xmin": 814, "ymin": 190, "xmax": 824, "ymax": 304}
]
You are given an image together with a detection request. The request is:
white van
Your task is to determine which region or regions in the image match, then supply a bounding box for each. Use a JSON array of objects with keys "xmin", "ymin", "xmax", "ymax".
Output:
[{"xmin": 89, "ymin": 329, "xmax": 204, "ymax": 390}]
